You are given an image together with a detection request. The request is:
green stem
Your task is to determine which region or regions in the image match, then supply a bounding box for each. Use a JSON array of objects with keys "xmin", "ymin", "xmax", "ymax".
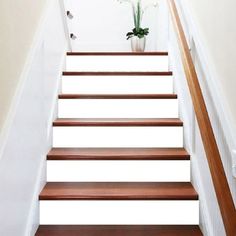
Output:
[
  {"xmin": 136, "ymin": 1, "xmax": 141, "ymax": 31},
  {"xmin": 132, "ymin": 3, "xmax": 137, "ymax": 29}
]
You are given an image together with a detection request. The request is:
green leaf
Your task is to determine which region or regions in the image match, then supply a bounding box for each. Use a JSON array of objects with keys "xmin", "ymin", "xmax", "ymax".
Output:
[
  {"xmin": 126, "ymin": 31, "xmax": 134, "ymax": 40},
  {"xmin": 126, "ymin": 32, "xmax": 134, "ymax": 36},
  {"xmin": 127, "ymin": 26, "xmax": 149, "ymax": 39}
]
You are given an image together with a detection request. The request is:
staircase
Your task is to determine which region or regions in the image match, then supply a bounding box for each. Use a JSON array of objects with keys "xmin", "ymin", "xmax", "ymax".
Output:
[{"xmin": 35, "ymin": 52, "xmax": 203, "ymax": 235}]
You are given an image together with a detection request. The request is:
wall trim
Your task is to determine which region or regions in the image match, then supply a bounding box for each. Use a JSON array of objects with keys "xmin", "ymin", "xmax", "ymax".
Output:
[
  {"xmin": 0, "ymin": 0, "xmax": 53, "ymax": 162},
  {"xmin": 176, "ymin": 0, "xmax": 236, "ymax": 177},
  {"xmin": 24, "ymin": 154, "xmax": 46, "ymax": 236},
  {"xmin": 0, "ymin": 0, "xmax": 69, "ymax": 233},
  {"xmin": 24, "ymin": 43, "xmax": 67, "ymax": 236},
  {"xmin": 169, "ymin": 36, "xmax": 217, "ymax": 236},
  {"xmin": 191, "ymin": 153, "xmax": 216, "ymax": 236}
]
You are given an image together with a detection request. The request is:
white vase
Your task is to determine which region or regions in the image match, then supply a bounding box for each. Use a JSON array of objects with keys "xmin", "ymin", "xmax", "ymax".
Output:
[{"xmin": 131, "ymin": 36, "xmax": 146, "ymax": 52}]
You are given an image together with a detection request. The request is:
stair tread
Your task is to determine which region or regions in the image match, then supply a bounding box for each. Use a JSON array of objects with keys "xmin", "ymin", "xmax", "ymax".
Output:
[
  {"xmin": 35, "ymin": 225, "xmax": 203, "ymax": 236},
  {"xmin": 53, "ymin": 118, "xmax": 183, "ymax": 127},
  {"xmin": 47, "ymin": 148, "xmax": 190, "ymax": 160},
  {"xmin": 58, "ymin": 94, "xmax": 177, "ymax": 99},
  {"xmin": 67, "ymin": 51, "xmax": 169, "ymax": 56},
  {"xmin": 39, "ymin": 182, "xmax": 198, "ymax": 200},
  {"xmin": 63, "ymin": 72, "xmax": 173, "ymax": 76}
]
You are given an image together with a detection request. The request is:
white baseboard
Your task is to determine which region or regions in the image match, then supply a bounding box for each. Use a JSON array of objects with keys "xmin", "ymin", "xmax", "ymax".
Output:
[
  {"xmin": 25, "ymin": 44, "xmax": 67, "ymax": 236},
  {"xmin": 0, "ymin": 0, "xmax": 69, "ymax": 235}
]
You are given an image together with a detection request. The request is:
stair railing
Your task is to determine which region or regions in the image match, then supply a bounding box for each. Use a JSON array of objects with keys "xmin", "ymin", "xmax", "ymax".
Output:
[{"xmin": 167, "ymin": 0, "xmax": 236, "ymax": 235}]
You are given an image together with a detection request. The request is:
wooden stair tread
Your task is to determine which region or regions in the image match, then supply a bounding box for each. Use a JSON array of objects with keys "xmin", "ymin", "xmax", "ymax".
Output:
[
  {"xmin": 47, "ymin": 148, "xmax": 190, "ymax": 160},
  {"xmin": 35, "ymin": 225, "xmax": 203, "ymax": 236},
  {"xmin": 39, "ymin": 182, "xmax": 198, "ymax": 200},
  {"xmin": 58, "ymin": 94, "xmax": 177, "ymax": 99},
  {"xmin": 53, "ymin": 118, "xmax": 183, "ymax": 127},
  {"xmin": 67, "ymin": 51, "xmax": 169, "ymax": 56},
  {"xmin": 63, "ymin": 71, "xmax": 173, "ymax": 76}
]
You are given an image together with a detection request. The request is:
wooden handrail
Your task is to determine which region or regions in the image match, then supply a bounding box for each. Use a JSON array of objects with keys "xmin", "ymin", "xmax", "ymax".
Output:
[{"xmin": 168, "ymin": 1, "xmax": 236, "ymax": 235}]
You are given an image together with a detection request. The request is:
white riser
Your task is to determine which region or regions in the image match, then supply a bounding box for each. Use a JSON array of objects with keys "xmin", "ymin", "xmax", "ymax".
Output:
[
  {"xmin": 66, "ymin": 56, "xmax": 169, "ymax": 72},
  {"xmin": 58, "ymin": 100, "xmax": 178, "ymax": 118},
  {"xmin": 62, "ymin": 76, "xmax": 173, "ymax": 94},
  {"xmin": 40, "ymin": 201, "xmax": 199, "ymax": 225},
  {"xmin": 53, "ymin": 127, "xmax": 183, "ymax": 147},
  {"xmin": 47, "ymin": 161, "xmax": 190, "ymax": 182}
]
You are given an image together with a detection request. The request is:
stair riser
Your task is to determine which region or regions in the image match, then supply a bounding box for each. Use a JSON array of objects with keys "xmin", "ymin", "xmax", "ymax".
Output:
[
  {"xmin": 58, "ymin": 100, "xmax": 178, "ymax": 118},
  {"xmin": 40, "ymin": 201, "xmax": 199, "ymax": 225},
  {"xmin": 66, "ymin": 56, "xmax": 168, "ymax": 72},
  {"xmin": 47, "ymin": 161, "xmax": 190, "ymax": 182},
  {"xmin": 53, "ymin": 127, "xmax": 183, "ymax": 147},
  {"xmin": 62, "ymin": 76, "xmax": 173, "ymax": 94}
]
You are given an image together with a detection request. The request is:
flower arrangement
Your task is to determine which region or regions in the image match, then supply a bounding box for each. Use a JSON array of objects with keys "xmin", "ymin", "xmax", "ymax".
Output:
[{"xmin": 117, "ymin": 0, "xmax": 159, "ymax": 40}]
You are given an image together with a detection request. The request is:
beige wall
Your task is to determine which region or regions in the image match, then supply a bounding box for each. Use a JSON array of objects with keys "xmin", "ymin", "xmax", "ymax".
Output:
[
  {"xmin": 1, "ymin": 0, "xmax": 236, "ymax": 132},
  {"xmin": 184, "ymin": 0, "xmax": 236, "ymax": 124},
  {"xmin": 0, "ymin": 0, "xmax": 48, "ymax": 132}
]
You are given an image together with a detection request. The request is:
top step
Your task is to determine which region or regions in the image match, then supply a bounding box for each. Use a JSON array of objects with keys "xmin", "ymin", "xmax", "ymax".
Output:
[
  {"xmin": 63, "ymin": 72, "xmax": 173, "ymax": 76},
  {"xmin": 67, "ymin": 52, "xmax": 168, "ymax": 56}
]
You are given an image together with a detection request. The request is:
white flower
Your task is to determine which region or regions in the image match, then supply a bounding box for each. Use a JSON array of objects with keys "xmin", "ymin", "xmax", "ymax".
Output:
[
  {"xmin": 116, "ymin": 0, "xmax": 159, "ymax": 30},
  {"xmin": 117, "ymin": 0, "xmax": 138, "ymax": 4},
  {"xmin": 117, "ymin": 0, "xmax": 159, "ymax": 13},
  {"xmin": 142, "ymin": 0, "xmax": 159, "ymax": 11},
  {"xmin": 117, "ymin": 0, "xmax": 158, "ymax": 7}
]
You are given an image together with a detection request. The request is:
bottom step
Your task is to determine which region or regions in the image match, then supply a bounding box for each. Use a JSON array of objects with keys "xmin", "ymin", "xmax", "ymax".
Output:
[{"xmin": 36, "ymin": 225, "xmax": 203, "ymax": 236}]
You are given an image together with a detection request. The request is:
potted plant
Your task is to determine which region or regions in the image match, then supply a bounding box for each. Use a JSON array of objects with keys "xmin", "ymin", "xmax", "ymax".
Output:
[{"xmin": 117, "ymin": 0, "xmax": 158, "ymax": 52}]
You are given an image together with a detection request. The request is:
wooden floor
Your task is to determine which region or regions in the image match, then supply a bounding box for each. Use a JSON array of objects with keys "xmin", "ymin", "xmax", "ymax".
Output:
[
  {"xmin": 35, "ymin": 225, "xmax": 203, "ymax": 236},
  {"xmin": 39, "ymin": 182, "xmax": 198, "ymax": 200}
]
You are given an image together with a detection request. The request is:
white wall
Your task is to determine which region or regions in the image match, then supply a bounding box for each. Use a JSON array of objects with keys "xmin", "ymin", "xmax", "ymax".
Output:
[
  {"xmin": 169, "ymin": 23, "xmax": 226, "ymax": 236},
  {"xmin": 182, "ymin": 0, "xmax": 236, "ymax": 128},
  {"xmin": 64, "ymin": 0, "xmax": 169, "ymax": 51},
  {"xmin": 169, "ymin": 1, "xmax": 236, "ymax": 235},
  {"xmin": 0, "ymin": 1, "xmax": 68, "ymax": 235},
  {"xmin": 0, "ymin": 0, "xmax": 48, "ymax": 132}
]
